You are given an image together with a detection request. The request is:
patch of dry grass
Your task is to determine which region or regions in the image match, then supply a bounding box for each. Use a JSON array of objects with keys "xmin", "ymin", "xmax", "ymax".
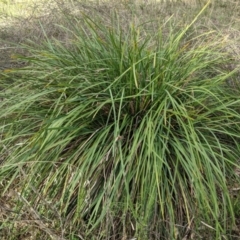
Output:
[{"xmin": 0, "ymin": 0, "xmax": 239, "ymax": 69}]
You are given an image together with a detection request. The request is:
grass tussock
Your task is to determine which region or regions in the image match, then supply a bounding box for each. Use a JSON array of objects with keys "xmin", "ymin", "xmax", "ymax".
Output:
[{"xmin": 1, "ymin": 1, "xmax": 240, "ymax": 240}]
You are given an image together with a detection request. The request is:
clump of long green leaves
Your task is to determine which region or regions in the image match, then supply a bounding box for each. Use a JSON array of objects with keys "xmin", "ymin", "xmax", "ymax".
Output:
[{"xmin": 1, "ymin": 10, "xmax": 240, "ymax": 240}]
